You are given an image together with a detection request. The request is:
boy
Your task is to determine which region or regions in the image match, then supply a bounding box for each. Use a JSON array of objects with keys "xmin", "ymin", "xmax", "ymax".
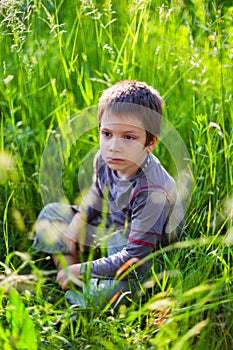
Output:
[{"xmin": 34, "ymin": 80, "xmax": 184, "ymax": 308}]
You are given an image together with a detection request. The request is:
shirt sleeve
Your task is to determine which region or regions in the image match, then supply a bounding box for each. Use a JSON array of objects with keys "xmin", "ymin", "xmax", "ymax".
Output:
[
  {"xmin": 80, "ymin": 191, "xmax": 171, "ymax": 278},
  {"xmin": 79, "ymin": 152, "xmax": 104, "ymax": 223}
]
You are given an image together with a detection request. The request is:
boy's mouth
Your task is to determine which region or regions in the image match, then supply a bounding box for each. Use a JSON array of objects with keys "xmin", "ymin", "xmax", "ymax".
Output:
[{"xmin": 107, "ymin": 157, "xmax": 124, "ymax": 163}]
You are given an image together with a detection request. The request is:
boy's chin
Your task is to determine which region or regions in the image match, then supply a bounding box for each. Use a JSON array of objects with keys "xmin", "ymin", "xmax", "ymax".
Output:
[
  {"xmin": 106, "ymin": 162, "xmax": 127, "ymax": 173},
  {"xmin": 107, "ymin": 163, "xmax": 124, "ymax": 171}
]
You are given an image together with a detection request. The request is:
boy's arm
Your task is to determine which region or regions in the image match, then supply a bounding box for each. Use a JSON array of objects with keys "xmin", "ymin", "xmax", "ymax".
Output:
[
  {"xmin": 62, "ymin": 152, "xmax": 104, "ymax": 256},
  {"xmin": 78, "ymin": 150, "xmax": 104, "ymax": 223},
  {"xmin": 62, "ymin": 212, "xmax": 86, "ymax": 256},
  {"xmin": 80, "ymin": 192, "xmax": 174, "ymax": 278},
  {"xmin": 62, "ymin": 185, "xmax": 103, "ymax": 256}
]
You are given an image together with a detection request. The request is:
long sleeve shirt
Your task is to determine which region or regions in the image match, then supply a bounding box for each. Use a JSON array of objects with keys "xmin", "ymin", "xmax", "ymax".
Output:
[{"xmin": 80, "ymin": 151, "xmax": 183, "ymax": 279}]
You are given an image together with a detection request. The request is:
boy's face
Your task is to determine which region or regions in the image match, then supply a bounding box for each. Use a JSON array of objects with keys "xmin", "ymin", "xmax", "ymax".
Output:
[{"xmin": 99, "ymin": 112, "xmax": 157, "ymax": 179}]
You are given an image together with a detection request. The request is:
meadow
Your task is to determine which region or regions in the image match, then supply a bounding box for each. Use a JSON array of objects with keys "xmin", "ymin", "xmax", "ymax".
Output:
[{"xmin": 0, "ymin": 0, "xmax": 232, "ymax": 348}]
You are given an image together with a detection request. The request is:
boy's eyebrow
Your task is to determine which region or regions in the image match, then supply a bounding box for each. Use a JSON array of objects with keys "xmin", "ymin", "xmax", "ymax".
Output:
[{"xmin": 100, "ymin": 126, "xmax": 142, "ymax": 134}]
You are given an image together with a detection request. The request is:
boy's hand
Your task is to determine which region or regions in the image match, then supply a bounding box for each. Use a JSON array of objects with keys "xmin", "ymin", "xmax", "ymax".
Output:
[{"xmin": 56, "ymin": 264, "xmax": 82, "ymax": 290}]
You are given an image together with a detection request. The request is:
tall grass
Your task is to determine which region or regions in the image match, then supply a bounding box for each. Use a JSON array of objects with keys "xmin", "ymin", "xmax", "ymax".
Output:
[{"xmin": 0, "ymin": 0, "xmax": 232, "ymax": 348}]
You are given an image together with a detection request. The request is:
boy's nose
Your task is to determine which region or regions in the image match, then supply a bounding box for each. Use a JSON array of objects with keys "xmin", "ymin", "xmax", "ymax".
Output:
[{"xmin": 109, "ymin": 137, "xmax": 121, "ymax": 152}]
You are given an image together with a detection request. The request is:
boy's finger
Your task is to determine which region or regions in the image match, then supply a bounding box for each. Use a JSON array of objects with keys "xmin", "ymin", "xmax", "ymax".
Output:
[
  {"xmin": 61, "ymin": 278, "xmax": 71, "ymax": 290},
  {"xmin": 57, "ymin": 271, "xmax": 71, "ymax": 290}
]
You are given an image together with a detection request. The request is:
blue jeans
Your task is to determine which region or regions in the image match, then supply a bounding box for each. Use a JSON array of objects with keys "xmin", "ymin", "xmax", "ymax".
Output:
[{"xmin": 33, "ymin": 202, "xmax": 142, "ymax": 308}]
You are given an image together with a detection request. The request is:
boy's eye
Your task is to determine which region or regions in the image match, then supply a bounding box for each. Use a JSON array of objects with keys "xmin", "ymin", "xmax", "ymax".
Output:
[
  {"xmin": 124, "ymin": 135, "xmax": 135, "ymax": 141},
  {"xmin": 102, "ymin": 131, "xmax": 111, "ymax": 137}
]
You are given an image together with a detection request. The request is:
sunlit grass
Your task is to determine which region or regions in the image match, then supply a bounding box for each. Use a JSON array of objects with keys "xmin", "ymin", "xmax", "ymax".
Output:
[{"xmin": 0, "ymin": 0, "xmax": 232, "ymax": 348}]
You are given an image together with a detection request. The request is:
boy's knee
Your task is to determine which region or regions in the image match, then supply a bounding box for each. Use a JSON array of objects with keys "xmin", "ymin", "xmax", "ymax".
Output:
[
  {"xmin": 38, "ymin": 202, "xmax": 59, "ymax": 219},
  {"xmin": 37, "ymin": 202, "xmax": 75, "ymax": 223}
]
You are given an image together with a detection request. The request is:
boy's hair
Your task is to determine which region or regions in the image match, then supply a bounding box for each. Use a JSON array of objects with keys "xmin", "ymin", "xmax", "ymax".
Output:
[{"xmin": 97, "ymin": 80, "xmax": 163, "ymax": 145}]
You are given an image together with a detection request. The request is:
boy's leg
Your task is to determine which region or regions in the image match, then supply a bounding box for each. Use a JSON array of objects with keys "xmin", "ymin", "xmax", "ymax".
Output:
[
  {"xmin": 65, "ymin": 230, "xmax": 138, "ymax": 309},
  {"xmin": 33, "ymin": 202, "xmax": 96, "ymax": 269},
  {"xmin": 65, "ymin": 276, "xmax": 139, "ymax": 309},
  {"xmin": 34, "ymin": 203, "xmax": 76, "ymax": 252}
]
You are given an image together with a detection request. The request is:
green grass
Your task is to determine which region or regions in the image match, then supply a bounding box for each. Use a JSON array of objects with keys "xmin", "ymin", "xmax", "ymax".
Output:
[{"xmin": 0, "ymin": 0, "xmax": 233, "ymax": 348}]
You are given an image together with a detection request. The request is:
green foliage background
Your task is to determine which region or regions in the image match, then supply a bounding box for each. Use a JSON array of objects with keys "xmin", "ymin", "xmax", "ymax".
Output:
[{"xmin": 0, "ymin": 0, "xmax": 232, "ymax": 349}]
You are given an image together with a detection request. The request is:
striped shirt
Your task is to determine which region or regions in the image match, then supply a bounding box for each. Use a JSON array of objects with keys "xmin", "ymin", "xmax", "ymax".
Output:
[{"xmin": 80, "ymin": 151, "xmax": 183, "ymax": 278}]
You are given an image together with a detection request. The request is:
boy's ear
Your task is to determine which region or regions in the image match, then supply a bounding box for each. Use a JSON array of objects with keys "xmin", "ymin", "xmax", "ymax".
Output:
[{"xmin": 146, "ymin": 136, "xmax": 158, "ymax": 152}]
